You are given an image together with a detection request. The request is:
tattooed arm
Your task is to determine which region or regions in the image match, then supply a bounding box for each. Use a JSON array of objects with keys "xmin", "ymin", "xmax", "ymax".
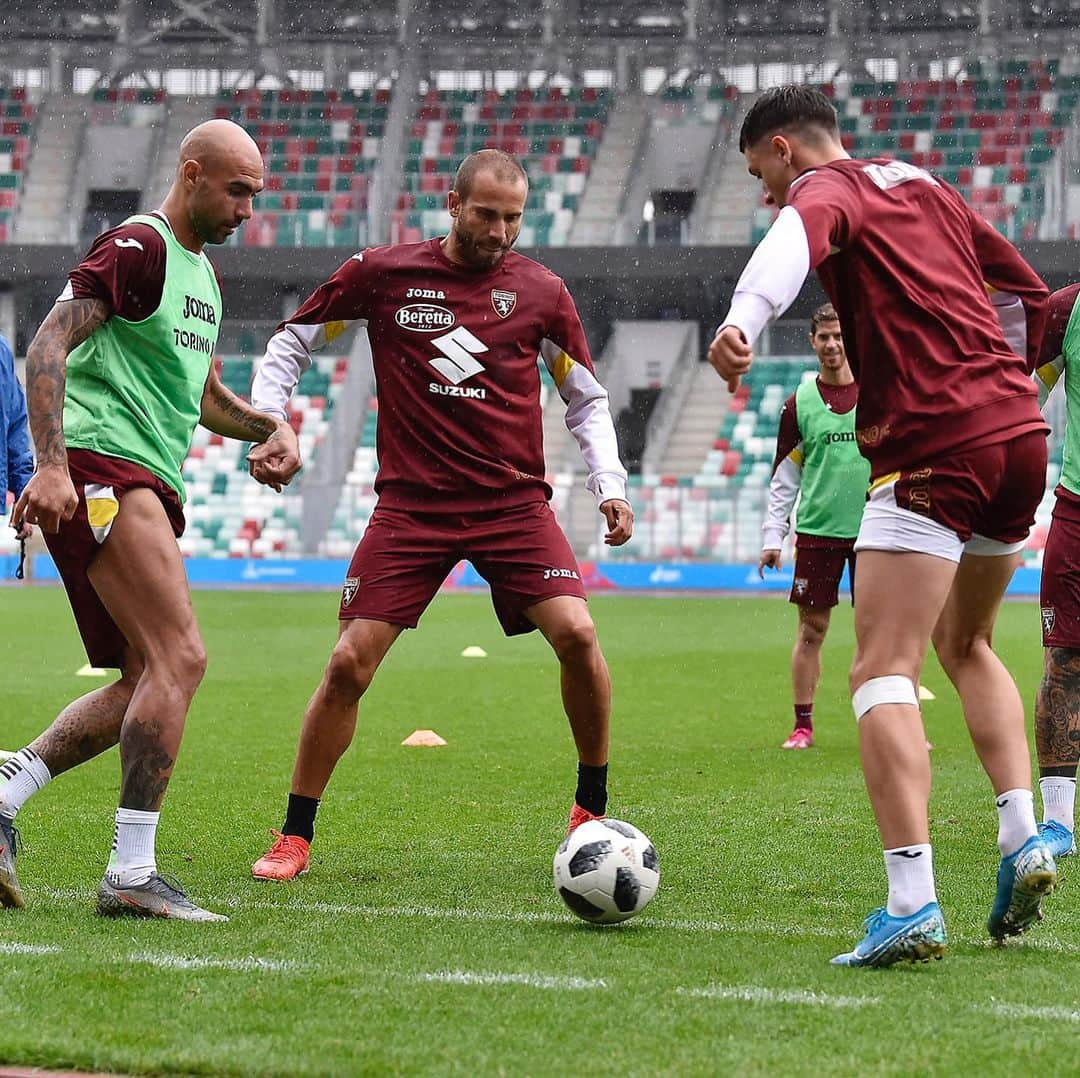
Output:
[
  {"xmin": 200, "ymin": 365, "xmax": 302, "ymax": 491},
  {"xmin": 12, "ymin": 297, "xmax": 108, "ymax": 533}
]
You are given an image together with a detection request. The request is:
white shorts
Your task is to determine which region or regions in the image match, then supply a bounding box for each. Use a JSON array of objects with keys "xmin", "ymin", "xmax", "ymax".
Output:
[{"xmin": 854, "ymin": 479, "xmax": 1027, "ymax": 563}]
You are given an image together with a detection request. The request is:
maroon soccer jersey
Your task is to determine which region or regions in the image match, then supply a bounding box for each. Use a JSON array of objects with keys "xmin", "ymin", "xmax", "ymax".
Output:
[
  {"xmin": 62, "ymin": 212, "xmax": 222, "ymax": 318},
  {"xmin": 786, "ymin": 159, "xmax": 1049, "ymax": 474},
  {"xmin": 253, "ymin": 238, "xmax": 626, "ymax": 514},
  {"xmin": 64, "ymin": 219, "xmax": 170, "ymax": 318}
]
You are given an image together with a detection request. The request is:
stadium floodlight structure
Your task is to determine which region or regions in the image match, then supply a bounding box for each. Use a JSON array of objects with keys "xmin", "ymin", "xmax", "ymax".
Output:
[{"xmin": 0, "ymin": 0, "xmax": 1077, "ymax": 94}]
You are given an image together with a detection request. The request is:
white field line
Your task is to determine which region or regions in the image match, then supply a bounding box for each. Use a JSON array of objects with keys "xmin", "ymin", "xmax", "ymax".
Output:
[
  {"xmin": 418, "ymin": 970, "xmax": 606, "ymax": 990},
  {"xmin": 36, "ymin": 886, "xmax": 1080, "ymax": 954},
  {"xmin": 0, "ymin": 942, "xmax": 60, "ymax": 955},
  {"xmin": 678, "ymin": 985, "xmax": 879, "ymax": 1009},
  {"xmin": 126, "ymin": 951, "xmax": 301, "ymax": 974},
  {"xmin": 8, "ymin": 925, "xmax": 1080, "ymax": 1019},
  {"xmin": 213, "ymin": 895, "xmax": 839, "ymax": 940},
  {"xmin": 983, "ymin": 1003, "xmax": 1080, "ymax": 1022}
]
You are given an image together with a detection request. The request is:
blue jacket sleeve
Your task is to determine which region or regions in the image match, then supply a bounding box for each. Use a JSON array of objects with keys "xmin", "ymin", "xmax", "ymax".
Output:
[{"xmin": 2, "ymin": 339, "xmax": 34, "ymax": 500}]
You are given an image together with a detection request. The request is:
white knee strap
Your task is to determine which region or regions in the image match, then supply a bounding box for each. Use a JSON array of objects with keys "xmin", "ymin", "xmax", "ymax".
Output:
[{"xmin": 852, "ymin": 675, "xmax": 919, "ymax": 721}]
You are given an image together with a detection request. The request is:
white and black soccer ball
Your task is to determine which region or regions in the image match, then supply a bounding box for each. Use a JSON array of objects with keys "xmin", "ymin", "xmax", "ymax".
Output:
[{"xmin": 553, "ymin": 818, "xmax": 659, "ymax": 924}]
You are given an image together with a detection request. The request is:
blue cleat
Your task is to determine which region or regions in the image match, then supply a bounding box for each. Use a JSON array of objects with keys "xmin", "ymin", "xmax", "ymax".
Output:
[
  {"xmin": 830, "ymin": 902, "xmax": 946, "ymax": 967},
  {"xmin": 1038, "ymin": 820, "xmax": 1075, "ymax": 859},
  {"xmin": 988, "ymin": 835, "xmax": 1057, "ymax": 941}
]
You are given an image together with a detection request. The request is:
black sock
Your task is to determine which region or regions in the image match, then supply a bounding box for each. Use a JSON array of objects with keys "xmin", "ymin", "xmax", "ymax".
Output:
[
  {"xmin": 575, "ymin": 763, "xmax": 608, "ymax": 816},
  {"xmin": 283, "ymin": 793, "xmax": 320, "ymax": 843},
  {"xmin": 1040, "ymin": 765, "xmax": 1079, "ymax": 778}
]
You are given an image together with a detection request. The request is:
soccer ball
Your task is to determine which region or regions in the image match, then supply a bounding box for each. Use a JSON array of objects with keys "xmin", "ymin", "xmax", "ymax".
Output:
[{"xmin": 553, "ymin": 818, "xmax": 660, "ymax": 924}]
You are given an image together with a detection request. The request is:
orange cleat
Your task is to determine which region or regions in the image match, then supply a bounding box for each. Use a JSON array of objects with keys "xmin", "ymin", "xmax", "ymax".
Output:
[
  {"xmin": 567, "ymin": 802, "xmax": 606, "ymax": 836},
  {"xmin": 251, "ymin": 830, "xmax": 311, "ymax": 882},
  {"xmin": 782, "ymin": 728, "xmax": 814, "ymax": 750}
]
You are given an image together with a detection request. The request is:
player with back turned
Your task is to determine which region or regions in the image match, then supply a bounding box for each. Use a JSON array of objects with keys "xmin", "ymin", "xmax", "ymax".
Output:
[
  {"xmin": 247, "ymin": 150, "xmax": 634, "ymax": 882},
  {"xmin": 709, "ymin": 86, "xmax": 1054, "ymax": 967}
]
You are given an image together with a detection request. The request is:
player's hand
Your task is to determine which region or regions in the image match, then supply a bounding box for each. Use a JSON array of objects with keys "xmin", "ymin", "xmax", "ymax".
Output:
[
  {"xmin": 12, "ymin": 519, "xmax": 34, "ymax": 542},
  {"xmin": 759, "ymin": 548, "xmax": 782, "ymax": 578},
  {"xmin": 12, "ymin": 466, "xmax": 77, "ymax": 534},
  {"xmin": 247, "ymin": 423, "xmax": 302, "ymax": 492},
  {"xmin": 708, "ymin": 325, "xmax": 753, "ymax": 392},
  {"xmin": 600, "ymin": 498, "xmax": 634, "ymax": 546}
]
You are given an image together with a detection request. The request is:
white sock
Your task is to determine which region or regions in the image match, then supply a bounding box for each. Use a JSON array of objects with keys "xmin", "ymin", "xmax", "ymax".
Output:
[
  {"xmin": 996, "ymin": 788, "xmax": 1038, "ymax": 856},
  {"xmin": 884, "ymin": 844, "xmax": 936, "ymax": 917},
  {"xmin": 106, "ymin": 808, "xmax": 159, "ymax": 887},
  {"xmin": 1040, "ymin": 777, "xmax": 1076, "ymax": 831},
  {"xmin": 0, "ymin": 748, "xmax": 52, "ymax": 819}
]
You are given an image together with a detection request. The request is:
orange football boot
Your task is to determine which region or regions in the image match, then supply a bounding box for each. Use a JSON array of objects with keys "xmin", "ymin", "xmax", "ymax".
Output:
[
  {"xmin": 567, "ymin": 803, "xmax": 606, "ymax": 836},
  {"xmin": 251, "ymin": 830, "xmax": 310, "ymax": 881}
]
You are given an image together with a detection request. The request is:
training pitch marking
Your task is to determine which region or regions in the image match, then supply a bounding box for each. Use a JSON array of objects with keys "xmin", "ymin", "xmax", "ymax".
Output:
[
  {"xmin": 0, "ymin": 942, "xmax": 61, "ymax": 956},
  {"xmin": 678, "ymin": 984, "xmax": 879, "ymax": 1009},
  {"xmin": 215, "ymin": 895, "xmax": 839, "ymax": 939},
  {"xmin": 984, "ymin": 1002, "xmax": 1080, "ymax": 1023},
  {"xmin": 419, "ymin": 970, "xmax": 606, "ymax": 990},
  {"xmin": 126, "ymin": 951, "xmax": 301, "ymax": 973}
]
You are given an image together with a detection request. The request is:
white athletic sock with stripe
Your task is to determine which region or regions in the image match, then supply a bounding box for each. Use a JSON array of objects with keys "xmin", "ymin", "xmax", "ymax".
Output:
[
  {"xmin": 1040, "ymin": 777, "xmax": 1076, "ymax": 832},
  {"xmin": 884, "ymin": 844, "xmax": 936, "ymax": 917},
  {"xmin": 996, "ymin": 788, "xmax": 1038, "ymax": 856},
  {"xmin": 0, "ymin": 748, "xmax": 52, "ymax": 819},
  {"xmin": 106, "ymin": 809, "xmax": 159, "ymax": 887}
]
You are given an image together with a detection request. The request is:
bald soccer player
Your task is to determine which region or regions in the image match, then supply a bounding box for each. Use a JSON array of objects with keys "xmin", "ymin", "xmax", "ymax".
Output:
[{"xmin": 1, "ymin": 120, "xmax": 301, "ymax": 921}]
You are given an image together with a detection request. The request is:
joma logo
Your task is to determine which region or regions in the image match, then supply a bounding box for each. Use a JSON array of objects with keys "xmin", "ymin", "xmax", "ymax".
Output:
[{"xmin": 183, "ymin": 294, "xmax": 217, "ymax": 325}]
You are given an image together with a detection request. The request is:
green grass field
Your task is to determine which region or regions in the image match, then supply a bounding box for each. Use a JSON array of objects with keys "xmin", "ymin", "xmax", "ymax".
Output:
[{"xmin": 1, "ymin": 587, "xmax": 1077, "ymax": 1076}]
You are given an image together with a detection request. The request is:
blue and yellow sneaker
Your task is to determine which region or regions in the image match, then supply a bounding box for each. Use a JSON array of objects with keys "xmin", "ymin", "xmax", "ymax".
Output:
[
  {"xmin": 830, "ymin": 902, "xmax": 946, "ymax": 967},
  {"xmin": 1038, "ymin": 820, "xmax": 1076, "ymax": 859},
  {"xmin": 988, "ymin": 835, "xmax": 1057, "ymax": 941}
]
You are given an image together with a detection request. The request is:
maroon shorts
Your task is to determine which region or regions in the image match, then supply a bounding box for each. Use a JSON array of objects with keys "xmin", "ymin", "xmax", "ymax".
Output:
[
  {"xmin": 789, "ymin": 536, "xmax": 856, "ymax": 609},
  {"xmin": 1041, "ymin": 491, "xmax": 1080, "ymax": 648},
  {"xmin": 887, "ymin": 430, "xmax": 1047, "ymax": 545},
  {"xmin": 43, "ymin": 449, "xmax": 185, "ymax": 668},
  {"xmin": 339, "ymin": 500, "xmax": 587, "ymax": 635}
]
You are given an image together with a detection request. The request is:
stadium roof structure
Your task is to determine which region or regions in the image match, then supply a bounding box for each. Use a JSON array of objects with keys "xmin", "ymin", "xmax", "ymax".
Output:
[{"xmin": 0, "ymin": 0, "xmax": 1077, "ymax": 89}]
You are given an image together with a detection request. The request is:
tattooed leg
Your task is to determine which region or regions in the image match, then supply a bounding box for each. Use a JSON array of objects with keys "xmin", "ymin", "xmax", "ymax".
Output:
[
  {"xmin": 1035, "ymin": 647, "xmax": 1080, "ymax": 776},
  {"xmin": 85, "ymin": 488, "xmax": 207, "ymax": 814},
  {"xmin": 30, "ymin": 649, "xmax": 144, "ymax": 777},
  {"xmin": 118, "ymin": 715, "xmax": 182, "ymax": 812}
]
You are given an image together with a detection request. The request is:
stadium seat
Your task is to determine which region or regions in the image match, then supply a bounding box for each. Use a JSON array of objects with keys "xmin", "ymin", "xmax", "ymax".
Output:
[
  {"xmin": 179, "ymin": 353, "xmax": 349, "ymax": 559},
  {"xmin": 217, "ymin": 88, "xmax": 388, "ymax": 247},
  {"xmin": 394, "ymin": 87, "xmax": 611, "ymax": 246},
  {"xmin": 752, "ymin": 61, "xmax": 1077, "ymax": 243}
]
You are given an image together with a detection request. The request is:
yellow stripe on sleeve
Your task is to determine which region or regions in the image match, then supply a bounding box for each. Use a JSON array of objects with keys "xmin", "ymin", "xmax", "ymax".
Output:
[
  {"xmin": 868, "ymin": 470, "xmax": 901, "ymax": 494},
  {"xmin": 1036, "ymin": 361, "xmax": 1062, "ymax": 393},
  {"xmin": 322, "ymin": 320, "xmax": 347, "ymax": 345},
  {"xmin": 550, "ymin": 350, "xmax": 576, "ymax": 388}
]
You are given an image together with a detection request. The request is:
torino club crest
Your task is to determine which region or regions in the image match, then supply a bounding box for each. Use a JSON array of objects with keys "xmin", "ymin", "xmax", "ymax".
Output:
[{"xmin": 491, "ymin": 289, "xmax": 517, "ymax": 318}]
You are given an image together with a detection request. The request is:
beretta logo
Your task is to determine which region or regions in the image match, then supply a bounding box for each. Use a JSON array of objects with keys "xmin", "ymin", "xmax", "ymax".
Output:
[{"xmin": 396, "ymin": 303, "xmax": 455, "ymax": 333}]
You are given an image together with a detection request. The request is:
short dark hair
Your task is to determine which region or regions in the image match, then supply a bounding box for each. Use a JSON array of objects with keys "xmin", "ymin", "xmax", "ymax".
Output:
[
  {"xmin": 452, "ymin": 149, "xmax": 529, "ymax": 200},
  {"xmin": 810, "ymin": 303, "xmax": 840, "ymax": 334},
  {"xmin": 739, "ymin": 85, "xmax": 839, "ymax": 152}
]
